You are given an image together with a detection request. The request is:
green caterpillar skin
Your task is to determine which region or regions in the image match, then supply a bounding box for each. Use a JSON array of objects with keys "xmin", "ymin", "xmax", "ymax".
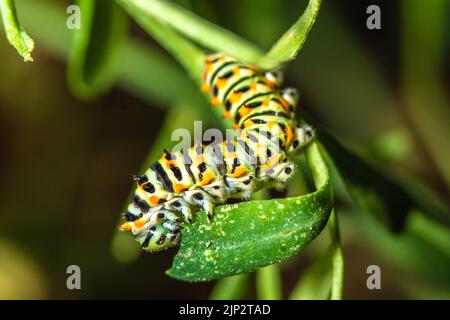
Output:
[{"xmin": 120, "ymin": 53, "xmax": 315, "ymax": 252}]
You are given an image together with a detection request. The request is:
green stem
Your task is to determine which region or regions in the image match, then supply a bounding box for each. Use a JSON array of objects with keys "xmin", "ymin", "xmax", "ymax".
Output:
[
  {"xmin": 402, "ymin": 0, "xmax": 450, "ymax": 191},
  {"xmin": 116, "ymin": 0, "xmax": 264, "ymax": 65},
  {"xmin": 328, "ymin": 210, "xmax": 344, "ymax": 300},
  {"xmin": 260, "ymin": 0, "xmax": 321, "ymax": 69},
  {"xmin": 256, "ymin": 264, "xmax": 282, "ymax": 300},
  {"xmin": 209, "ymin": 274, "xmax": 250, "ymax": 300},
  {"xmin": 115, "ymin": 0, "xmax": 205, "ymax": 80},
  {"xmin": 0, "ymin": 0, "xmax": 35, "ymax": 61}
]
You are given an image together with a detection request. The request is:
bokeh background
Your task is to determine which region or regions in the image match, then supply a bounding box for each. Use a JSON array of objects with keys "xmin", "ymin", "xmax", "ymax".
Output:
[{"xmin": 0, "ymin": 0, "xmax": 449, "ymax": 299}]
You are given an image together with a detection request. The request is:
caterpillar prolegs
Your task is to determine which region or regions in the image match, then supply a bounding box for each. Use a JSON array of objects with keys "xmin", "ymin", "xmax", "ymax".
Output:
[{"xmin": 119, "ymin": 53, "xmax": 315, "ymax": 252}]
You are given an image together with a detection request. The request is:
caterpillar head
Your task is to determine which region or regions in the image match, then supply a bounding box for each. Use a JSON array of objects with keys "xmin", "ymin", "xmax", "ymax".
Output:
[
  {"xmin": 121, "ymin": 208, "xmax": 180, "ymax": 252},
  {"xmin": 137, "ymin": 223, "xmax": 179, "ymax": 252},
  {"xmin": 288, "ymin": 124, "xmax": 315, "ymax": 155}
]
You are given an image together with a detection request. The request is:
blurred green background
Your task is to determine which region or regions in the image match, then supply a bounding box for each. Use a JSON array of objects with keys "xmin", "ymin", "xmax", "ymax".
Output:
[{"xmin": 0, "ymin": 0, "xmax": 449, "ymax": 299}]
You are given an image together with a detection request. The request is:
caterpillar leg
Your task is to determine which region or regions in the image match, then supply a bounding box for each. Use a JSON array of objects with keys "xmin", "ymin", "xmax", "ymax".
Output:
[
  {"xmin": 287, "ymin": 124, "xmax": 315, "ymax": 155},
  {"xmin": 258, "ymin": 159, "xmax": 295, "ymax": 185},
  {"xmin": 184, "ymin": 189, "xmax": 215, "ymax": 222},
  {"xmin": 225, "ymin": 174, "xmax": 258, "ymax": 200},
  {"xmin": 165, "ymin": 197, "xmax": 194, "ymax": 223}
]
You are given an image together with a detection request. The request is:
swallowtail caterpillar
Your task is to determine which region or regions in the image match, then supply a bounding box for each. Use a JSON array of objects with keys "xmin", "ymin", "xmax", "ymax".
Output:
[{"xmin": 120, "ymin": 53, "xmax": 315, "ymax": 251}]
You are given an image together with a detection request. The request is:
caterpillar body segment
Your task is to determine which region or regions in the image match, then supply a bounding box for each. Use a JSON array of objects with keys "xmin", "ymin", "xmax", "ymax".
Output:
[{"xmin": 120, "ymin": 53, "xmax": 315, "ymax": 252}]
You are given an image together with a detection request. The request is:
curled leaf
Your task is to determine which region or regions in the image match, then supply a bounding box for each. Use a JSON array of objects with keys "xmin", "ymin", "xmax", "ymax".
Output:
[
  {"xmin": 116, "ymin": 0, "xmax": 263, "ymax": 66},
  {"xmin": 260, "ymin": 0, "xmax": 321, "ymax": 69},
  {"xmin": 167, "ymin": 143, "xmax": 333, "ymax": 282}
]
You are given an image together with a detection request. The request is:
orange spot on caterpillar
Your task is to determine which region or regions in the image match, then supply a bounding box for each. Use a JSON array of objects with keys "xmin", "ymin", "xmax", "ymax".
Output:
[
  {"xmin": 201, "ymin": 83, "xmax": 210, "ymax": 93},
  {"xmin": 119, "ymin": 222, "xmax": 132, "ymax": 232},
  {"xmin": 229, "ymin": 92, "xmax": 243, "ymax": 104},
  {"xmin": 286, "ymin": 125, "xmax": 294, "ymax": 145},
  {"xmin": 267, "ymin": 121, "xmax": 277, "ymax": 129},
  {"xmin": 250, "ymin": 83, "xmax": 258, "ymax": 91},
  {"xmin": 231, "ymin": 166, "xmax": 248, "ymax": 178},
  {"xmin": 216, "ymin": 78, "xmax": 228, "ymax": 89},
  {"xmin": 211, "ymin": 96, "xmax": 221, "ymax": 106},
  {"xmin": 262, "ymin": 99, "xmax": 270, "ymax": 107},
  {"xmin": 262, "ymin": 156, "xmax": 279, "ymax": 169},
  {"xmin": 204, "ymin": 63, "xmax": 213, "ymax": 74},
  {"xmin": 199, "ymin": 172, "xmax": 214, "ymax": 186},
  {"xmin": 244, "ymin": 120, "xmax": 254, "ymax": 128},
  {"xmin": 223, "ymin": 110, "xmax": 232, "ymax": 119},
  {"xmin": 149, "ymin": 196, "xmax": 160, "ymax": 206},
  {"xmin": 160, "ymin": 158, "xmax": 175, "ymax": 169},
  {"xmin": 134, "ymin": 219, "xmax": 145, "ymax": 229},
  {"xmin": 233, "ymin": 123, "xmax": 240, "ymax": 130},
  {"xmin": 174, "ymin": 183, "xmax": 186, "ymax": 193},
  {"xmin": 279, "ymin": 97, "xmax": 290, "ymax": 112},
  {"xmin": 261, "ymin": 77, "xmax": 277, "ymax": 90},
  {"xmin": 239, "ymin": 106, "xmax": 252, "ymax": 117},
  {"xmin": 232, "ymin": 66, "xmax": 241, "ymax": 75}
]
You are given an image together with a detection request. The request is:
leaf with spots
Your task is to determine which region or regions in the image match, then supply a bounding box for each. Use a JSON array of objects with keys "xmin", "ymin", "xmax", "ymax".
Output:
[{"xmin": 167, "ymin": 142, "xmax": 332, "ymax": 282}]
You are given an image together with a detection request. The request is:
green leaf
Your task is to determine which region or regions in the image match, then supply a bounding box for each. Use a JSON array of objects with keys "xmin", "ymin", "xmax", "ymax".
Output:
[
  {"xmin": 260, "ymin": 0, "xmax": 321, "ymax": 69},
  {"xmin": 0, "ymin": 0, "xmax": 35, "ymax": 61},
  {"xmin": 209, "ymin": 274, "xmax": 251, "ymax": 300},
  {"xmin": 167, "ymin": 142, "xmax": 333, "ymax": 282},
  {"xmin": 328, "ymin": 211, "xmax": 344, "ymax": 300},
  {"xmin": 116, "ymin": 0, "xmax": 264, "ymax": 65},
  {"xmin": 68, "ymin": 0, "xmax": 128, "ymax": 100},
  {"xmin": 116, "ymin": 0, "xmax": 204, "ymax": 80}
]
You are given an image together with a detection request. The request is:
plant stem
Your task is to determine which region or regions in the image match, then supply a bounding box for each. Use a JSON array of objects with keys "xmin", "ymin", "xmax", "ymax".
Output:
[
  {"xmin": 0, "ymin": 0, "xmax": 35, "ymax": 61},
  {"xmin": 260, "ymin": 0, "xmax": 321, "ymax": 69},
  {"xmin": 116, "ymin": 0, "xmax": 205, "ymax": 80},
  {"xmin": 328, "ymin": 209, "xmax": 344, "ymax": 300},
  {"xmin": 116, "ymin": 0, "xmax": 264, "ymax": 65},
  {"xmin": 209, "ymin": 274, "xmax": 250, "ymax": 300},
  {"xmin": 402, "ymin": 0, "xmax": 450, "ymax": 192},
  {"xmin": 256, "ymin": 264, "xmax": 282, "ymax": 300}
]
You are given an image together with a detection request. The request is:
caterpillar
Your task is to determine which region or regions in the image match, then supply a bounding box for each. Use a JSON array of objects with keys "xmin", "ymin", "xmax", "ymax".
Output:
[{"xmin": 119, "ymin": 53, "xmax": 315, "ymax": 252}]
